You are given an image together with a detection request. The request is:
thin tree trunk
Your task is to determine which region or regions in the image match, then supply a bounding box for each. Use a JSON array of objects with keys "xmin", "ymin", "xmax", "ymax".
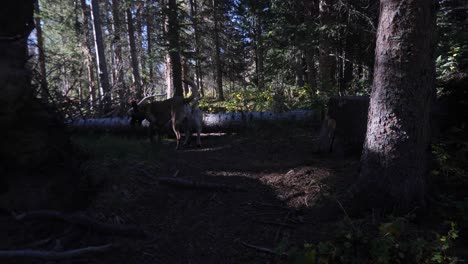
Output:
[
  {"xmin": 167, "ymin": 0, "xmax": 183, "ymax": 97},
  {"xmin": 356, "ymin": 0, "xmax": 436, "ymax": 212},
  {"xmin": 136, "ymin": 5, "xmax": 147, "ymax": 85},
  {"xmin": 111, "ymin": 0, "xmax": 126, "ymax": 108},
  {"xmin": 34, "ymin": 0, "xmax": 48, "ymax": 100},
  {"xmin": 127, "ymin": 7, "xmax": 143, "ymax": 98},
  {"xmin": 146, "ymin": 4, "xmax": 154, "ymax": 81},
  {"xmin": 189, "ymin": 0, "xmax": 204, "ymax": 97},
  {"xmin": 318, "ymin": 0, "xmax": 336, "ymax": 93},
  {"xmin": 90, "ymin": 0, "xmax": 112, "ymax": 113},
  {"xmin": 80, "ymin": 0, "xmax": 98, "ymax": 110},
  {"xmin": 255, "ymin": 11, "xmax": 264, "ymax": 91},
  {"xmin": 213, "ymin": 0, "xmax": 224, "ymax": 100}
]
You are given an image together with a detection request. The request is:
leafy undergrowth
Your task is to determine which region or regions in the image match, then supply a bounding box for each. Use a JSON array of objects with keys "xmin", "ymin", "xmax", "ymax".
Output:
[{"xmin": 287, "ymin": 133, "xmax": 467, "ymax": 264}]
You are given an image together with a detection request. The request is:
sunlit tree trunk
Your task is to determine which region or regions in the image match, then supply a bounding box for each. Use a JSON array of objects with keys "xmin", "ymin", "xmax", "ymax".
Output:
[
  {"xmin": 213, "ymin": 0, "xmax": 224, "ymax": 100},
  {"xmin": 80, "ymin": 0, "xmax": 98, "ymax": 110},
  {"xmin": 90, "ymin": 0, "xmax": 111, "ymax": 112},
  {"xmin": 189, "ymin": 0, "xmax": 204, "ymax": 96},
  {"xmin": 127, "ymin": 7, "xmax": 143, "ymax": 98},
  {"xmin": 356, "ymin": 0, "xmax": 437, "ymax": 213}
]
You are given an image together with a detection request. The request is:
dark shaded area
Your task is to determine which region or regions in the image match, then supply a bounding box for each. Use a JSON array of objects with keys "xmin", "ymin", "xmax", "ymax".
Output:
[{"xmin": 327, "ymin": 96, "xmax": 369, "ymax": 154}]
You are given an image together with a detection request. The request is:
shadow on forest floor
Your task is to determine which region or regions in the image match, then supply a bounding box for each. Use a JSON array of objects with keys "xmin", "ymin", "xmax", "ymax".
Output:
[{"xmin": 1, "ymin": 124, "xmax": 466, "ymax": 263}]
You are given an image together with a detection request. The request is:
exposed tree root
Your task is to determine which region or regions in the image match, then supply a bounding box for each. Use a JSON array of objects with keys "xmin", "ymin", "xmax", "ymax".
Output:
[
  {"xmin": 0, "ymin": 244, "xmax": 113, "ymax": 260},
  {"xmin": 14, "ymin": 210, "xmax": 147, "ymax": 238},
  {"xmin": 158, "ymin": 177, "xmax": 246, "ymax": 192}
]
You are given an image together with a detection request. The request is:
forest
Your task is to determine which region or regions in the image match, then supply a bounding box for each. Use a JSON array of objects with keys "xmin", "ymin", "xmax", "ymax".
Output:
[{"xmin": 0, "ymin": 0, "xmax": 467, "ymax": 263}]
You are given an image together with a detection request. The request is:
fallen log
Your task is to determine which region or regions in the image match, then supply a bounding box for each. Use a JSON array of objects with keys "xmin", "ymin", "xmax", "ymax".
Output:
[
  {"xmin": 14, "ymin": 210, "xmax": 148, "ymax": 238},
  {"xmin": 0, "ymin": 244, "xmax": 113, "ymax": 260},
  {"xmin": 158, "ymin": 177, "xmax": 246, "ymax": 192},
  {"xmin": 67, "ymin": 110, "xmax": 319, "ymax": 133}
]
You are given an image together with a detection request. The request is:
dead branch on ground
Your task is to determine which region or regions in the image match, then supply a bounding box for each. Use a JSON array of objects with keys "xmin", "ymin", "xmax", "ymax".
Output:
[
  {"xmin": 13, "ymin": 210, "xmax": 147, "ymax": 238},
  {"xmin": 158, "ymin": 177, "xmax": 246, "ymax": 192},
  {"xmin": 0, "ymin": 244, "xmax": 113, "ymax": 260}
]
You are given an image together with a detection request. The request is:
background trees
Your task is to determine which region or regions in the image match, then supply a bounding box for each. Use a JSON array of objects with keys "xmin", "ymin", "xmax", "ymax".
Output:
[{"xmin": 31, "ymin": 0, "xmax": 383, "ymax": 115}]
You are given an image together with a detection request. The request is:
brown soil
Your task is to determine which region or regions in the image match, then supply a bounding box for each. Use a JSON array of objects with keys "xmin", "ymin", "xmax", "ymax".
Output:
[{"xmin": 0, "ymin": 126, "xmax": 361, "ymax": 263}]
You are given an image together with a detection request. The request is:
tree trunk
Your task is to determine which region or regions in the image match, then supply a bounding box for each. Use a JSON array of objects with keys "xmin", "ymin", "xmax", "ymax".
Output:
[
  {"xmin": 318, "ymin": 0, "xmax": 336, "ymax": 93},
  {"xmin": 255, "ymin": 11, "xmax": 264, "ymax": 91},
  {"xmin": 90, "ymin": 0, "xmax": 112, "ymax": 113},
  {"xmin": 213, "ymin": 0, "xmax": 224, "ymax": 101},
  {"xmin": 146, "ymin": 4, "xmax": 154, "ymax": 81},
  {"xmin": 111, "ymin": 0, "xmax": 127, "ymax": 108},
  {"xmin": 189, "ymin": 0, "xmax": 204, "ymax": 97},
  {"xmin": 0, "ymin": 0, "xmax": 85, "ymax": 210},
  {"xmin": 167, "ymin": 0, "xmax": 183, "ymax": 97},
  {"xmin": 80, "ymin": 0, "xmax": 98, "ymax": 110},
  {"xmin": 34, "ymin": 0, "xmax": 48, "ymax": 100},
  {"xmin": 127, "ymin": 7, "xmax": 143, "ymax": 99},
  {"xmin": 356, "ymin": 0, "xmax": 436, "ymax": 213}
]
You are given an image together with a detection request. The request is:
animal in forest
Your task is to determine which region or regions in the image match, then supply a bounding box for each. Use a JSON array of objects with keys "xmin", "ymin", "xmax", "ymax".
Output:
[
  {"xmin": 129, "ymin": 100, "xmax": 146, "ymax": 127},
  {"xmin": 132, "ymin": 79, "xmax": 201, "ymax": 149},
  {"xmin": 172, "ymin": 93, "xmax": 203, "ymax": 148}
]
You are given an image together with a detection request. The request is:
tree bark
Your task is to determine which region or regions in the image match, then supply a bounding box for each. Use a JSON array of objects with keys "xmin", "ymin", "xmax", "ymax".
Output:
[
  {"xmin": 90, "ymin": 0, "xmax": 112, "ymax": 113},
  {"xmin": 255, "ymin": 10, "xmax": 264, "ymax": 91},
  {"xmin": 318, "ymin": 0, "xmax": 336, "ymax": 93},
  {"xmin": 79, "ymin": 0, "xmax": 98, "ymax": 110},
  {"xmin": 34, "ymin": 0, "xmax": 48, "ymax": 100},
  {"xmin": 167, "ymin": 0, "xmax": 183, "ymax": 97},
  {"xmin": 213, "ymin": 0, "xmax": 224, "ymax": 100},
  {"xmin": 111, "ymin": 0, "xmax": 127, "ymax": 108},
  {"xmin": 189, "ymin": 0, "xmax": 204, "ymax": 97},
  {"xmin": 356, "ymin": 0, "xmax": 437, "ymax": 213},
  {"xmin": 127, "ymin": 7, "xmax": 143, "ymax": 99},
  {"xmin": 0, "ymin": 0, "xmax": 84, "ymax": 210}
]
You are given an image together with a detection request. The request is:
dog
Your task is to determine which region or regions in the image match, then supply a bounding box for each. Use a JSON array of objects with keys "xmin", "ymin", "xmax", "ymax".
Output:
[
  {"xmin": 171, "ymin": 94, "xmax": 203, "ymax": 148},
  {"xmin": 131, "ymin": 79, "xmax": 202, "ymax": 149}
]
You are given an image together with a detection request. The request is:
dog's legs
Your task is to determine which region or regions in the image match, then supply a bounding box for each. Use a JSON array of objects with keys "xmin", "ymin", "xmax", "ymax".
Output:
[
  {"xmin": 172, "ymin": 122, "xmax": 181, "ymax": 150},
  {"xmin": 183, "ymin": 118, "xmax": 191, "ymax": 147},
  {"xmin": 148, "ymin": 124, "xmax": 155, "ymax": 143}
]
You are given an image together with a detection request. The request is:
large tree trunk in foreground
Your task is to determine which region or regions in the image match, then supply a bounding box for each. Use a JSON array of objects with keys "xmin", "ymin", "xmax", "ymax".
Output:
[
  {"xmin": 0, "ymin": 1, "xmax": 85, "ymax": 210},
  {"xmin": 356, "ymin": 0, "xmax": 436, "ymax": 212}
]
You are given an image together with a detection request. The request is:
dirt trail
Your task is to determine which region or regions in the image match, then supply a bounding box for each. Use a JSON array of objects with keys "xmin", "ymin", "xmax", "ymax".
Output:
[{"xmin": 1, "ymin": 128, "xmax": 359, "ymax": 263}]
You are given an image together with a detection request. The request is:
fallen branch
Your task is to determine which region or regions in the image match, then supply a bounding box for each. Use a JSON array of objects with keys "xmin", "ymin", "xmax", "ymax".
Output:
[
  {"xmin": 253, "ymin": 220, "xmax": 295, "ymax": 228},
  {"xmin": 0, "ymin": 244, "xmax": 113, "ymax": 260},
  {"xmin": 14, "ymin": 211, "xmax": 147, "ymax": 238},
  {"xmin": 241, "ymin": 242, "xmax": 288, "ymax": 257},
  {"xmin": 158, "ymin": 177, "xmax": 246, "ymax": 192}
]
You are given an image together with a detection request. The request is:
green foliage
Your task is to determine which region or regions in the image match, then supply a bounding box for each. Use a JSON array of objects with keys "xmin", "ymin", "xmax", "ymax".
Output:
[
  {"xmin": 289, "ymin": 220, "xmax": 459, "ymax": 264},
  {"xmin": 199, "ymin": 84, "xmax": 324, "ymax": 113},
  {"xmin": 431, "ymin": 143, "xmax": 467, "ymax": 184},
  {"xmin": 436, "ymin": 46, "xmax": 462, "ymax": 81}
]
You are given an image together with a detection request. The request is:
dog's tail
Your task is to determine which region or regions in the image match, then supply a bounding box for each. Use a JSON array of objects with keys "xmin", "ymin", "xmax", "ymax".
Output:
[{"xmin": 182, "ymin": 79, "xmax": 199, "ymax": 104}]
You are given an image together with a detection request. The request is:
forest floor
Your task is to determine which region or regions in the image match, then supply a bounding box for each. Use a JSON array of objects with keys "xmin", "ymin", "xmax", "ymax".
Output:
[{"xmin": 1, "ymin": 124, "xmax": 466, "ymax": 263}]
